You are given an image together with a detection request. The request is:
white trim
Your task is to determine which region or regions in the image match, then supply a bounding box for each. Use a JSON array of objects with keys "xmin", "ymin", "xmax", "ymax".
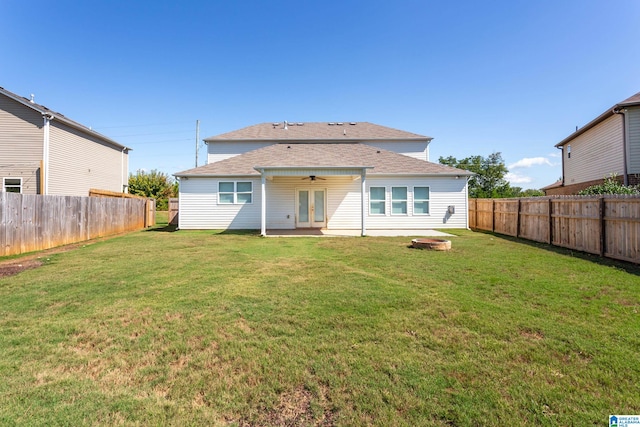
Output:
[
  {"xmin": 368, "ymin": 186, "xmax": 386, "ymax": 216},
  {"xmin": 42, "ymin": 115, "xmax": 51, "ymax": 195},
  {"xmin": 3, "ymin": 177, "xmax": 22, "ymax": 193},
  {"xmin": 390, "ymin": 186, "xmax": 408, "ymax": 216},
  {"xmin": 261, "ymin": 174, "xmax": 266, "ymax": 236},
  {"xmin": 412, "ymin": 185, "xmax": 430, "ymax": 216},
  {"xmin": 218, "ymin": 181, "xmax": 253, "ymax": 205}
]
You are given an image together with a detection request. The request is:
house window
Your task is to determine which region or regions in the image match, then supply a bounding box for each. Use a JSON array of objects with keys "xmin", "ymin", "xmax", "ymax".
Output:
[
  {"xmin": 218, "ymin": 181, "xmax": 252, "ymax": 204},
  {"xmin": 369, "ymin": 187, "xmax": 386, "ymax": 215},
  {"xmin": 391, "ymin": 187, "xmax": 407, "ymax": 215},
  {"xmin": 3, "ymin": 178, "xmax": 22, "ymax": 193},
  {"xmin": 413, "ymin": 186, "xmax": 430, "ymax": 215}
]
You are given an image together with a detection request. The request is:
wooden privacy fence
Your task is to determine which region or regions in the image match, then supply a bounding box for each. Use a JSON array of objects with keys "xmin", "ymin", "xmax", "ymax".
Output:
[
  {"xmin": 168, "ymin": 198, "xmax": 179, "ymax": 226},
  {"xmin": 1, "ymin": 192, "xmax": 154, "ymax": 257},
  {"xmin": 469, "ymin": 196, "xmax": 640, "ymax": 264}
]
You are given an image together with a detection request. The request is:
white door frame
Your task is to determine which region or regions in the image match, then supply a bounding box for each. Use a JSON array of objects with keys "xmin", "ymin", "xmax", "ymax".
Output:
[{"xmin": 296, "ymin": 188, "xmax": 327, "ymax": 228}]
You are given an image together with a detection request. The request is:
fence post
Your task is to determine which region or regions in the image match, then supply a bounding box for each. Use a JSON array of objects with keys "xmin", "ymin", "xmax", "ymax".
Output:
[
  {"xmin": 493, "ymin": 199, "xmax": 497, "ymax": 232},
  {"xmin": 516, "ymin": 199, "xmax": 521, "ymax": 238},
  {"xmin": 599, "ymin": 196, "xmax": 606, "ymax": 257},
  {"xmin": 548, "ymin": 198, "xmax": 553, "ymax": 246}
]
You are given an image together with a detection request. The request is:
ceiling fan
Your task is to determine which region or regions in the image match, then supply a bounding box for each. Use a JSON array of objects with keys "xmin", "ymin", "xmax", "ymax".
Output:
[{"xmin": 302, "ymin": 175, "xmax": 326, "ymax": 181}]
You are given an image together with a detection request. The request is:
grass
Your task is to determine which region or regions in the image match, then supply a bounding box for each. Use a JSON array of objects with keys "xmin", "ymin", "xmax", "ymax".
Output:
[{"xmin": 0, "ymin": 222, "xmax": 639, "ymax": 426}]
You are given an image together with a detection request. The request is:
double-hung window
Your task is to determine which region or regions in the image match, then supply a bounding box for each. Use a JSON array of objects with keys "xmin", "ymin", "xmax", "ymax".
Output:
[
  {"xmin": 218, "ymin": 181, "xmax": 252, "ymax": 204},
  {"xmin": 369, "ymin": 187, "xmax": 386, "ymax": 215},
  {"xmin": 391, "ymin": 187, "xmax": 407, "ymax": 215},
  {"xmin": 3, "ymin": 178, "xmax": 22, "ymax": 193},
  {"xmin": 413, "ymin": 186, "xmax": 430, "ymax": 215}
]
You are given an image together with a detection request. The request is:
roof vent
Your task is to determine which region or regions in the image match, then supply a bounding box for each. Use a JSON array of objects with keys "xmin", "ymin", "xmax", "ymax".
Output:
[
  {"xmin": 284, "ymin": 120, "xmax": 288, "ymax": 130},
  {"xmin": 272, "ymin": 122, "xmax": 280, "ymax": 127},
  {"xmin": 328, "ymin": 122, "xmax": 335, "ymax": 125},
  {"xmin": 350, "ymin": 122, "xmax": 357, "ymax": 125},
  {"xmin": 297, "ymin": 122, "xmax": 304, "ymax": 126},
  {"xmin": 337, "ymin": 122, "xmax": 344, "ymax": 125},
  {"xmin": 30, "ymin": 94, "xmax": 35, "ymax": 103}
]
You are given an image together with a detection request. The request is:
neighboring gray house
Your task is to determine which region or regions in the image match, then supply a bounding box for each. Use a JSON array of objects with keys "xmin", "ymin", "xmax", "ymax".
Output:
[
  {"xmin": 546, "ymin": 91, "xmax": 640, "ymax": 195},
  {"xmin": 0, "ymin": 86, "xmax": 131, "ymax": 196},
  {"xmin": 175, "ymin": 121, "xmax": 472, "ymax": 235}
]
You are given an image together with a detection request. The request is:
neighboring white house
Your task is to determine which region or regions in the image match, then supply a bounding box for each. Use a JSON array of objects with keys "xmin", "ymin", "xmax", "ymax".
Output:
[
  {"xmin": 174, "ymin": 121, "xmax": 473, "ymax": 236},
  {"xmin": 0, "ymin": 86, "xmax": 131, "ymax": 196},
  {"xmin": 545, "ymin": 91, "xmax": 640, "ymax": 195}
]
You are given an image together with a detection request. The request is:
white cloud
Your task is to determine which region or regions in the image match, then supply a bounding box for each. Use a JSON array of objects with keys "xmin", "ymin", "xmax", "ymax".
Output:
[
  {"xmin": 505, "ymin": 172, "xmax": 533, "ymax": 184},
  {"xmin": 508, "ymin": 157, "xmax": 553, "ymax": 169}
]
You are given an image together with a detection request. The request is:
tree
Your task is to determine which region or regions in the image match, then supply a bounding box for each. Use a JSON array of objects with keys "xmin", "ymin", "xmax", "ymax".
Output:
[
  {"xmin": 577, "ymin": 174, "xmax": 640, "ymax": 195},
  {"xmin": 128, "ymin": 169, "xmax": 177, "ymax": 210},
  {"xmin": 439, "ymin": 152, "xmax": 514, "ymax": 198}
]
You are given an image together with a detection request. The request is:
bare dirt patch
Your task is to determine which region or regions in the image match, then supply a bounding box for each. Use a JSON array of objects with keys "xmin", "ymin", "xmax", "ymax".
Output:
[{"xmin": 0, "ymin": 259, "xmax": 44, "ymax": 278}]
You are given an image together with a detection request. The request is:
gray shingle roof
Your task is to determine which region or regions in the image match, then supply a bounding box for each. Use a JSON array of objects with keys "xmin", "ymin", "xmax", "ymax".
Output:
[
  {"xmin": 204, "ymin": 122, "xmax": 431, "ymax": 142},
  {"xmin": 175, "ymin": 143, "xmax": 472, "ymax": 177}
]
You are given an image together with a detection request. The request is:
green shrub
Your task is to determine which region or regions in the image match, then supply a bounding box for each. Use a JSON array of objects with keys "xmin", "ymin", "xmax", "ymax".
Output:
[{"xmin": 577, "ymin": 174, "xmax": 640, "ymax": 195}]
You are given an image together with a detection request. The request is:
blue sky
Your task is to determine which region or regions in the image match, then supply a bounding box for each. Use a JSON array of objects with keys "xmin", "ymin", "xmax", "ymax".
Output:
[{"xmin": 2, "ymin": 0, "xmax": 639, "ymax": 190}]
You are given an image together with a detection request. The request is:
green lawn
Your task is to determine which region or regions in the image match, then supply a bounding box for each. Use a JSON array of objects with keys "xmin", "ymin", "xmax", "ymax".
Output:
[{"xmin": 1, "ymin": 224, "xmax": 639, "ymax": 426}]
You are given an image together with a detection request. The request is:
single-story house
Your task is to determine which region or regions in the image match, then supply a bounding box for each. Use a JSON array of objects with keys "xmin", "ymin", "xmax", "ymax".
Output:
[
  {"xmin": 545, "ymin": 91, "xmax": 640, "ymax": 195},
  {"xmin": 174, "ymin": 121, "xmax": 473, "ymax": 236},
  {"xmin": 0, "ymin": 86, "xmax": 131, "ymax": 196}
]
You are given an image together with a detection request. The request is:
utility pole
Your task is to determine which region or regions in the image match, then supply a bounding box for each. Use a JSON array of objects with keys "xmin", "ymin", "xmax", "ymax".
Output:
[{"xmin": 195, "ymin": 119, "xmax": 200, "ymax": 167}]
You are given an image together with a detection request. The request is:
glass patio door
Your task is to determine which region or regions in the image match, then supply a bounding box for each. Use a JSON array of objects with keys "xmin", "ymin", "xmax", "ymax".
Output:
[{"xmin": 296, "ymin": 189, "xmax": 326, "ymax": 228}]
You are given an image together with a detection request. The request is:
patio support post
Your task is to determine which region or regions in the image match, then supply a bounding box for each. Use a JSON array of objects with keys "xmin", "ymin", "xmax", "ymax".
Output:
[
  {"xmin": 260, "ymin": 172, "xmax": 266, "ymax": 236},
  {"xmin": 361, "ymin": 170, "xmax": 367, "ymax": 236}
]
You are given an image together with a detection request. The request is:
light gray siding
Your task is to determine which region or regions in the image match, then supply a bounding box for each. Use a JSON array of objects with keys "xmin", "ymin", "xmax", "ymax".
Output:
[
  {"xmin": 564, "ymin": 114, "xmax": 624, "ymax": 185},
  {"xmin": 365, "ymin": 176, "xmax": 468, "ymax": 229},
  {"xmin": 207, "ymin": 141, "xmax": 272, "ymax": 163},
  {"xmin": 179, "ymin": 174, "xmax": 468, "ymax": 230},
  {"xmin": 48, "ymin": 121, "xmax": 128, "ymax": 196},
  {"xmin": 627, "ymin": 106, "xmax": 640, "ymax": 174},
  {"xmin": 362, "ymin": 140, "xmax": 430, "ymax": 161},
  {"xmin": 179, "ymin": 177, "xmax": 262, "ymax": 229},
  {"xmin": 0, "ymin": 96, "xmax": 43, "ymax": 194}
]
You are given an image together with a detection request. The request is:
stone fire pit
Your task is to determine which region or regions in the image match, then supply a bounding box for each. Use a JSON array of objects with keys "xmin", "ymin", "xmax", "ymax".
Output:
[{"xmin": 411, "ymin": 238, "xmax": 451, "ymax": 251}]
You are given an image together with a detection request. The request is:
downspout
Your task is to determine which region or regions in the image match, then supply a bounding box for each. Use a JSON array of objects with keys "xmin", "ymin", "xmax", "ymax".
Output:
[
  {"xmin": 42, "ymin": 113, "xmax": 54, "ymax": 195},
  {"xmin": 121, "ymin": 148, "xmax": 126, "ymax": 193},
  {"xmin": 613, "ymin": 108, "xmax": 629, "ymax": 186},
  {"xmin": 464, "ymin": 176, "xmax": 470, "ymax": 230}
]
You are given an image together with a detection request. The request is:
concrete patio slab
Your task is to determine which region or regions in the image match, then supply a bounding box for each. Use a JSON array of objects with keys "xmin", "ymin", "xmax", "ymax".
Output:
[{"xmin": 265, "ymin": 229, "xmax": 455, "ymax": 237}]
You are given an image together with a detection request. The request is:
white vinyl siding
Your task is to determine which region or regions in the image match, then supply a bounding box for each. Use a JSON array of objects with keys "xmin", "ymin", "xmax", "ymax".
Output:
[
  {"xmin": 362, "ymin": 140, "xmax": 430, "ymax": 161},
  {"xmin": 179, "ymin": 177, "xmax": 262, "ymax": 230},
  {"xmin": 48, "ymin": 121, "xmax": 128, "ymax": 196},
  {"xmin": 179, "ymin": 175, "xmax": 468, "ymax": 230},
  {"xmin": 365, "ymin": 176, "xmax": 467, "ymax": 229},
  {"xmin": 627, "ymin": 107, "xmax": 640, "ymax": 174},
  {"xmin": 207, "ymin": 141, "xmax": 272, "ymax": 163},
  {"xmin": 0, "ymin": 95, "xmax": 43, "ymax": 195},
  {"xmin": 564, "ymin": 114, "xmax": 625, "ymax": 185}
]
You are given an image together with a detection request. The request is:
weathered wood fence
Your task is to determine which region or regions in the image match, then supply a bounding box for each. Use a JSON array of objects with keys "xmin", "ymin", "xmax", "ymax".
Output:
[
  {"xmin": 1, "ymin": 192, "xmax": 154, "ymax": 257},
  {"xmin": 168, "ymin": 198, "xmax": 179, "ymax": 226},
  {"xmin": 469, "ymin": 196, "xmax": 640, "ymax": 264}
]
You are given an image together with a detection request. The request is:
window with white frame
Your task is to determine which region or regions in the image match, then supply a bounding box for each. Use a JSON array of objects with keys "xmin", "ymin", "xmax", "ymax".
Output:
[
  {"xmin": 391, "ymin": 187, "xmax": 407, "ymax": 215},
  {"xmin": 3, "ymin": 178, "xmax": 22, "ymax": 193},
  {"xmin": 413, "ymin": 186, "xmax": 430, "ymax": 215},
  {"xmin": 218, "ymin": 181, "xmax": 252, "ymax": 204},
  {"xmin": 369, "ymin": 187, "xmax": 386, "ymax": 215}
]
